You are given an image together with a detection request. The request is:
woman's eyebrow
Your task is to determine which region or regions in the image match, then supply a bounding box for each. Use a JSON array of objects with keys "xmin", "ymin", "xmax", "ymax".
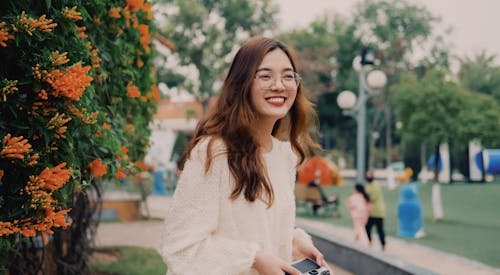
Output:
[{"xmin": 256, "ymin": 67, "xmax": 294, "ymax": 73}]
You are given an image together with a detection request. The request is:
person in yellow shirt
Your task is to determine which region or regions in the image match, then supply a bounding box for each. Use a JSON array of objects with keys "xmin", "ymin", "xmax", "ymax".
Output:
[{"xmin": 364, "ymin": 170, "xmax": 387, "ymax": 250}]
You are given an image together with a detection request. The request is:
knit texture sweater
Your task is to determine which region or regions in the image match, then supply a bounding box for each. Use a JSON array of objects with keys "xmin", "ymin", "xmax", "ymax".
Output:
[{"xmin": 161, "ymin": 137, "xmax": 310, "ymax": 275}]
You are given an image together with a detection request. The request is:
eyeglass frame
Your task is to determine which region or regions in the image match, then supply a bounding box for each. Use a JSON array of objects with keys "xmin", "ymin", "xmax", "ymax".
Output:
[{"xmin": 254, "ymin": 68, "xmax": 301, "ymax": 90}]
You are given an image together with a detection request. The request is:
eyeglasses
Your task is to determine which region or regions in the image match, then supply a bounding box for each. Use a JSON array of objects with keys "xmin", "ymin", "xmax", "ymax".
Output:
[{"xmin": 254, "ymin": 71, "xmax": 301, "ymax": 90}]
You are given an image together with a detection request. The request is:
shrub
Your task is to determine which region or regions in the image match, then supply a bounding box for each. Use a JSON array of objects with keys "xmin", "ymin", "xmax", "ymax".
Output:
[{"xmin": 0, "ymin": 0, "xmax": 157, "ymax": 272}]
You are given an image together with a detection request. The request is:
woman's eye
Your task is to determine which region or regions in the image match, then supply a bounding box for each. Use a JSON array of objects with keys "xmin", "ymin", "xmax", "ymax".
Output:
[
  {"xmin": 259, "ymin": 75, "xmax": 272, "ymax": 80},
  {"xmin": 283, "ymin": 75, "xmax": 294, "ymax": 80}
]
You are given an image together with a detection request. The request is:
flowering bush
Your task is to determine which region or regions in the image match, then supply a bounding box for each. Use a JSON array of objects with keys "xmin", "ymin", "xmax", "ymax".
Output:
[{"xmin": 0, "ymin": 0, "xmax": 157, "ymax": 271}]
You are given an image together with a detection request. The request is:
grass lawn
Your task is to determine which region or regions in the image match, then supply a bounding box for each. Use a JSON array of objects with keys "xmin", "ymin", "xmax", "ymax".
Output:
[
  {"xmin": 299, "ymin": 179, "xmax": 500, "ymax": 268},
  {"xmin": 89, "ymin": 246, "xmax": 167, "ymax": 275}
]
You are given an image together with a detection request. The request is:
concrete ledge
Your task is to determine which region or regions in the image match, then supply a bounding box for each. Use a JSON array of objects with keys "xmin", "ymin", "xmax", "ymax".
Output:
[{"xmin": 300, "ymin": 223, "xmax": 438, "ymax": 275}]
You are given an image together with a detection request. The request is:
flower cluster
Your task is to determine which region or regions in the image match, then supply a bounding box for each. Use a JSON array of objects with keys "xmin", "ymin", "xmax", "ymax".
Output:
[
  {"xmin": 46, "ymin": 113, "xmax": 72, "ymax": 139},
  {"xmin": 44, "ymin": 62, "xmax": 93, "ymax": 101},
  {"xmin": 89, "ymin": 159, "xmax": 108, "ymax": 177},
  {"xmin": 13, "ymin": 11, "xmax": 58, "ymax": 36},
  {"xmin": 63, "ymin": 6, "xmax": 82, "ymax": 21},
  {"xmin": 0, "ymin": 1, "xmax": 158, "ymax": 257},
  {"xmin": 1, "ymin": 79, "xmax": 18, "ymax": 102},
  {"xmin": 127, "ymin": 81, "xmax": 141, "ymax": 98},
  {"xmin": 0, "ymin": 163, "xmax": 72, "ymax": 242},
  {"xmin": 0, "ymin": 22, "xmax": 14, "ymax": 47},
  {"xmin": 1, "ymin": 134, "xmax": 31, "ymax": 160}
]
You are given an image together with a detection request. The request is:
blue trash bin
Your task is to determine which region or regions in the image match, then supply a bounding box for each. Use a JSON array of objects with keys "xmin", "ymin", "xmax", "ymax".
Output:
[{"xmin": 397, "ymin": 183, "xmax": 424, "ymax": 238}]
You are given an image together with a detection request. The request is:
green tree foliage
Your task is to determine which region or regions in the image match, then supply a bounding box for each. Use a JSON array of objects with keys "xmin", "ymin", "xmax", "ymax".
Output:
[
  {"xmin": 280, "ymin": 0, "xmax": 449, "ymax": 165},
  {"xmin": 353, "ymin": 0, "xmax": 440, "ymax": 73},
  {"xmin": 155, "ymin": 0, "xmax": 278, "ymax": 101},
  {"xmin": 391, "ymin": 69, "xmax": 500, "ymax": 218},
  {"xmin": 391, "ymin": 71, "xmax": 463, "ymax": 146},
  {"xmin": 457, "ymin": 51, "xmax": 500, "ymax": 103},
  {"xmin": 391, "ymin": 69, "xmax": 500, "ymax": 167}
]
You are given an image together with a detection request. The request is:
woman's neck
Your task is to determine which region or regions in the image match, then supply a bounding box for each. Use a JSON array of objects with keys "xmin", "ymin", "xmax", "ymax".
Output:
[{"xmin": 253, "ymin": 118, "xmax": 276, "ymax": 153}]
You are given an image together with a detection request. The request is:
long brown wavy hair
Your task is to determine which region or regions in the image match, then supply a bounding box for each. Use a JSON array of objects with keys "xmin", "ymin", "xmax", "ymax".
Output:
[{"xmin": 180, "ymin": 36, "xmax": 320, "ymax": 206}]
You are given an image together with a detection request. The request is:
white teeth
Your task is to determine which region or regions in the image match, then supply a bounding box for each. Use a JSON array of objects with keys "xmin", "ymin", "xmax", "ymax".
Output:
[{"xmin": 267, "ymin": 97, "xmax": 285, "ymax": 103}]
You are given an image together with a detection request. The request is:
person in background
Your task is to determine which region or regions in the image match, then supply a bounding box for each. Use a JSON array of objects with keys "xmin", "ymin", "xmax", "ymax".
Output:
[
  {"xmin": 364, "ymin": 170, "xmax": 387, "ymax": 250},
  {"xmin": 346, "ymin": 184, "xmax": 371, "ymax": 245},
  {"xmin": 160, "ymin": 36, "xmax": 331, "ymax": 275}
]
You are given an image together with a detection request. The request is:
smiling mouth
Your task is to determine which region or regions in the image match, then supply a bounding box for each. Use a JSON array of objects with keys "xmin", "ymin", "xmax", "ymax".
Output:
[{"xmin": 266, "ymin": 97, "xmax": 286, "ymax": 103}]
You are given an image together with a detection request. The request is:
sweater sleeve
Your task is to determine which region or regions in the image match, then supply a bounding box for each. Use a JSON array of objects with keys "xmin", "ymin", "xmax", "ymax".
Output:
[{"xmin": 160, "ymin": 139, "xmax": 260, "ymax": 275}]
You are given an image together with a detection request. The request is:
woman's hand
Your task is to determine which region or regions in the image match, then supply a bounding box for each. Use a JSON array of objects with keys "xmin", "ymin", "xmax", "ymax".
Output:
[
  {"xmin": 292, "ymin": 236, "xmax": 333, "ymax": 274},
  {"xmin": 252, "ymin": 250, "xmax": 300, "ymax": 275}
]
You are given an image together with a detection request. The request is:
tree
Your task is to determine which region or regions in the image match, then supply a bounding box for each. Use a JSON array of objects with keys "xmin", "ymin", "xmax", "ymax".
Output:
[
  {"xmin": 279, "ymin": 0, "xmax": 450, "ymax": 169},
  {"xmin": 155, "ymin": 0, "xmax": 278, "ymax": 106},
  {"xmin": 391, "ymin": 69, "xmax": 500, "ymax": 219},
  {"xmin": 351, "ymin": 0, "xmax": 449, "ymax": 167},
  {"xmin": 457, "ymin": 51, "xmax": 500, "ymax": 103}
]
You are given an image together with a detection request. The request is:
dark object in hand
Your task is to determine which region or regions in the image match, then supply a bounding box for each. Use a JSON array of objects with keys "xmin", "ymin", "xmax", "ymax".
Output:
[{"xmin": 285, "ymin": 258, "xmax": 330, "ymax": 275}]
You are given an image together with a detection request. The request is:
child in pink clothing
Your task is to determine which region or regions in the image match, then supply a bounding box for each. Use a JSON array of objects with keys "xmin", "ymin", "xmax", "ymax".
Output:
[{"xmin": 346, "ymin": 184, "xmax": 371, "ymax": 245}]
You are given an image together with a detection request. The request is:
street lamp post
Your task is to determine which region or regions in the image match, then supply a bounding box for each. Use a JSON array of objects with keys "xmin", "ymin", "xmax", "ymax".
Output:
[{"xmin": 337, "ymin": 49, "xmax": 387, "ymax": 184}]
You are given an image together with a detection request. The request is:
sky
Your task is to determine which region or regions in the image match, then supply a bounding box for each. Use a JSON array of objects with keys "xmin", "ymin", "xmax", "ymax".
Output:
[{"xmin": 276, "ymin": 0, "xmax": 500, "ymax": 61}]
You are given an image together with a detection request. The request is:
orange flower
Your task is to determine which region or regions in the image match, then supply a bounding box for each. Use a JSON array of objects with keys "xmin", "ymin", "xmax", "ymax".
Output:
[
  {"xmin": 45, "ymin": 62, "xmax": 93, "ymax": 100},
  {"xmin": 102, "ymin": 123, "xmax": 111, "ymax": 129},
  {"xmin": 124, "ymin": 124, "xmax": 135, "ymax": 132},
  {"xmin": 38, "ymin": 89, "xmax": 49, "ymax": 100},
  {"xmin": 27, "ymin": 153, "xmax": 39, "ymax": 166},
  {"xmin": 45, "ymin": 207, "xmax": 71, "ymax": 228},
  {"xmin": 53, "ymin": 209, "xmax": 71, "ymax": 227},
  {"xmin": 127, "ymin": 0, "xmax": 144, "ymax": 11},
  {"xmin": 91, "ymin": 48, "xmax": 101, "ymax": 69},
  {"xmin": 49, "ymin": 51, "xmax": 70, "ymax": 66},
  {"xmin": 19, "ymin": 227, "xmax": 36, "ymax": 237},
  {"xmin": 136, "ymin": 58, "xmax": 144, "ymax": 68},
  {"xmin": 1, "ymin": 79, "xmax": 19, "ymax": 102},
  {"xmin": 29, "ymin": 163, "xmax": 71, "ymax": 192},
  {"xmin": 47, "ymin": 113, "xmax": 72, "ymax": 139},
  {"xmin": 76, "ymin": 26, "xmax": 87, "ymax": 39},
  {"xmin": 63, "ymin": 6, "xmax": 82, "ymax": 20},
  {"xmin": 137, "ymin": 24, "xmax": 150, "ymax": 51},
  {"xmin": 1, "ymin": 134, "xmax": 31, "ymax": 159},
  {"xmin": 82, "ymin": 111, "xmax": 98, "ymax": 124},
  {"xmin": 126, "ymin": 82, "xmax": 140, "ymax": 98},
  {"xmin": 116, "ymin": 167, "xmax": 126, "ymax": 179},
  {"xmin": 151, "ymin": 85, "xmax": 160, "ymax": 102},
  {"xmin": 93, "ymin": 15, "xmax": 101, "ymax": 26},
  {"xmin": 88, "ymin": 159, "xmax": 108, "ymax": 177},
  {"xmin": 109, "ymin": 7, "xmax": 121, "ymax": 19},
  {"xmin": 0, "ymin": 221, "xmax": 17, "ymax": 236},
  {"xmin": 0, "ymin": 22, "xmax": 14, "ymax": 47},
  {"xmin": 15, "ymin": 11, "xmax": 57, "ymax": 36},
  {"xmin": 143, "ymin": 3, "xmax": 153, "ymax": 20},
  {"xmin": 121, "ymin": 146, "xmax": 129, "ymax": 155},
  {"xmin": 135, "ymin": 161, "xmax": 148, "ymax": 171}
]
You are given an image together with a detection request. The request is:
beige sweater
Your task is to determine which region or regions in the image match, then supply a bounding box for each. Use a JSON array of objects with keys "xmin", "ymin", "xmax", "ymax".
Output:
[{"xmin": 161, "ymin": 137, "xmax": 310, "ymax": 275}]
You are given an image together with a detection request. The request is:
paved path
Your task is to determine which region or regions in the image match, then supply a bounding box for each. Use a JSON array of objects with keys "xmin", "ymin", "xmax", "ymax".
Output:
[{"xmin": 96, "ymin": 196, "xmax": 500, "ymax": 275}]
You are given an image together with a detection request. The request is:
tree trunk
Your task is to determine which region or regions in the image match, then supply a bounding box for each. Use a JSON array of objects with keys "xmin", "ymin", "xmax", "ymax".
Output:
[{"xmin": 432, "ymin": 143, "xmax": 444, "ymax": 220}]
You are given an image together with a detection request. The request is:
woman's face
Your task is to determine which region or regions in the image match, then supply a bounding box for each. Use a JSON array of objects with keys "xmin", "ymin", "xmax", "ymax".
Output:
[{"xmin": 251, "ymin": 49, "xmax": 298, "ymax": 124}]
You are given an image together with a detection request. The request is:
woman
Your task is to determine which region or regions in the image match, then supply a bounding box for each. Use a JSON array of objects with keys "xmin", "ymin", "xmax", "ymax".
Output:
[
  {"xmin": 346, "ymin": 184, "xmax": 371, "ymax": 245},
  {"xmin": 161, "ymin": 37, "xmax": 331, "ymax": 275}
]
